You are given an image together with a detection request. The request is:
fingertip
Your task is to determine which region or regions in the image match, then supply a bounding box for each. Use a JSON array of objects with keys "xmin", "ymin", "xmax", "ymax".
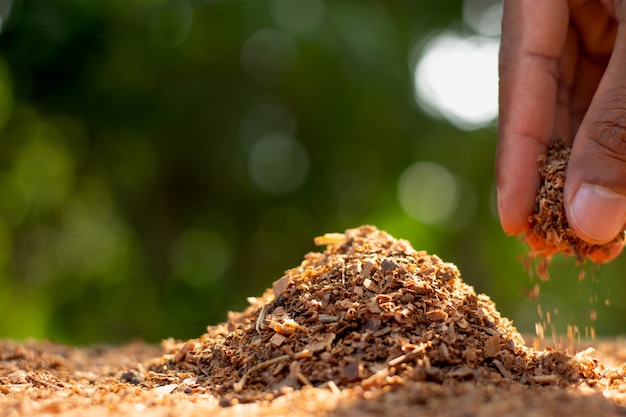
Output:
[
  {"xmin": 495, "ymin": 134, "xmax": 547, "ymax": 238},
  {"xmin": 586, "ymin": 241, "xmax": 624, "ymax": 263},
  {"xmin": 524, "ymin": 232, "xmax": 560, "ymax": 257},
  {"xmin": 497, "ymin": 187, "xmax": 533, "ymax": 236}
]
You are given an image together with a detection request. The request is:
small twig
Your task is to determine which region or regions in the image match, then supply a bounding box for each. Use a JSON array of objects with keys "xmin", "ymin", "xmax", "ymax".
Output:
[
  {"xmin": 530, "ymin": 374, "xmax": 559, "ymax": 384},
  {"xmin": 256, "ymin": 304, "xmax": 267, "ymax": 335},
  {"xmin": 233, "ymin": 354, "xmax": 291, "ymax": 392},
  {"xmin": 327, "ymin": 380, "xmax": 340, "ymax": 394},
  {"xmin": 492, "ymin": 359, "xmax": 513, "ymax": 379},
  {"xmin": 360, "ymin": 368, "xmax": 389, "ymax": 389},
  {"xmin": 27, "ymin": 375, "xmax": 65, "ymax": 389},
  {"xmin": 388, "ymin": 344, "xmax": 427, "ymax": 367},
  {"xmin": 296, "ymin": 371, "xmax": 312, "ymax": 386}
]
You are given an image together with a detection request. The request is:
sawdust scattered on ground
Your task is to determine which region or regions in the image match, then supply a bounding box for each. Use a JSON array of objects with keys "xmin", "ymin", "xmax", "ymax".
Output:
[{"xmin": 3, "ymin": 226, "xmax": 626, "ymax": 417}]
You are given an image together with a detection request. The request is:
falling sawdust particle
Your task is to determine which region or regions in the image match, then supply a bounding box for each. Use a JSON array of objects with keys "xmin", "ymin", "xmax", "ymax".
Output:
[
  {"xmin": 525, "ymin": 140, "xmax": 626, "ymax": 344},
  {"xmin": 144, "ymin": 226, "xmax": 622, "ymax": 405}
]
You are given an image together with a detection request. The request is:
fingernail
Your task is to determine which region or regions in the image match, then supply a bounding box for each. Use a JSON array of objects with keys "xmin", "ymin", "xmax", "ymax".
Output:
[{"xmin": 568, "ymin": 184, "xmax": 626, "ymax": 243}]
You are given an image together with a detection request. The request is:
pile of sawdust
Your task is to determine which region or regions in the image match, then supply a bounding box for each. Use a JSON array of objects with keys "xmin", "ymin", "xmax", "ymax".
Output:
[
  {"xmin": 529, "ymin": 140, "xmax": 626, "ymax": 261},
  {"xmin": 145, "ymin": 226, "xmax": 618, "ymax": 404}
]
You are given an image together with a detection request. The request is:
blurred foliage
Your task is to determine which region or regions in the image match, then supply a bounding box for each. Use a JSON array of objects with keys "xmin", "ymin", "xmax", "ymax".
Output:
[{"xmin": 0, "ymin": 0, "xmax": 624, "ymax": 344}]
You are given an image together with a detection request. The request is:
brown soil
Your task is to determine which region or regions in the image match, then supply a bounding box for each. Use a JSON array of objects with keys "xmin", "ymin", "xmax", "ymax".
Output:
[{"xmin": 3, "ymin": 226, "xmax": 626, "ymax": 416}]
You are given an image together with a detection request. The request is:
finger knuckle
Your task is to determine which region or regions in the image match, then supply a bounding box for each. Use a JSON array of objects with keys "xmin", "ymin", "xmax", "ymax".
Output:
[{"xmin": 591, "ymin": 115, "xmax": 626, "ymax": 159}]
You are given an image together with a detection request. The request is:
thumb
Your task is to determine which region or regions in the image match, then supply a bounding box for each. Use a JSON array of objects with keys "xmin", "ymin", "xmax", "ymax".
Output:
[{"xmin": 564, "ymin": 25, "xmax": 626, "ymax": 244}]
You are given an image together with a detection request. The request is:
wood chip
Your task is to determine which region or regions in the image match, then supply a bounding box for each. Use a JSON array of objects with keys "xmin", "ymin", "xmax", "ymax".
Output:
[
  {"xmin": 314, "ymin": 233, "xmax": 345, "ymax": 246},
  {"xmin": 273, "ymin": 275, "xmax": 290, "ymax": 297},
  {"xmin": 153, "ymin": 383, "xmax": 178, "ymax": 395},
  {"xmin": 492, "ymin": 359, "xmax": 513, "ymax": 379},
  {"xmin": 483, "ymin": 335, "xmax": 501, "ymax": 358},
  {"xmin": 270, "ymin": 333, "xmax": 287, "ymax": 347},
  {"xmin": 173, "ymin": 342, "xmax": 194, "ymax": 363},
  {"xmin": 426, "ymin": 309, "xmax": 448, "ymax": 322},
  {"xmin": 318, "ymin": 314, "xmax": 339, "ymax": 323},
  {"xmin": 530, "ymin": 374, "xmax": 559, "ymax": 384}
]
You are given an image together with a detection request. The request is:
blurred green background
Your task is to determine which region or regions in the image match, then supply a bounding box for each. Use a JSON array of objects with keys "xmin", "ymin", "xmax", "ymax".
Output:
[{"xmin": 0, "ymin": 0, "xmax": 624, "ymax": 344}]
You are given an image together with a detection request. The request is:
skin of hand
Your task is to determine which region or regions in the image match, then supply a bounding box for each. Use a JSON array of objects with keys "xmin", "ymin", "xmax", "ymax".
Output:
[{"xmin": 497, "ymin": 0, "xmax": 626, "ymax": 262}]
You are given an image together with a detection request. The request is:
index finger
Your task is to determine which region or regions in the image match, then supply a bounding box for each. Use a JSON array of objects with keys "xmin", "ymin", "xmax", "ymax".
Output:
[{"xmin": 497, "ymin": 0, "xmax": 570, "ymax": 235}]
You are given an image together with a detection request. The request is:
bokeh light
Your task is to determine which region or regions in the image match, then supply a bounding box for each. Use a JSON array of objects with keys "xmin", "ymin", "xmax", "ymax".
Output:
[
  {"xmin": 143, "ymin": 0, "xmax": 194, "ymax": 47},
  {"xmin": 240, "ymin": 101, "xmax": 297, "ymax": 153},
  {"xmin": 0, "ymin": 60, "xmax": 13, "ymax": 129},
  {"xmin": 240, "ymin": 28, "xmax": 298, "ymax": 86},
  {"xmin": 398, "ymin": 161, "xmax": 459, "ymax": 225},
  {"xmin": 170, "ymin": 228, "xmax": 231, "ymax": 287},
  {"xmin": 413, "ymin": 32, "xmax": 499, "ymax": 130},
  {"xmin": 55, "ymin": 179, "xmax": 131, "ymax": 280},
  {"xmin": 248, "ymin": 133, "xmax": 309, "ymax": 194},
  {"xmin": 0, "ymin": 0, "xmax": 13, "ymax": 34},
  {"xmin": 270, "ymin": 0, "xmax": 326, "ymax": 36},
  {"xmin": 0, "ymin": 220, "xmax": 11, "ymax": 269},
  {"xmin": 13, "ymin": 127, "xmax": 75, "ymax": 212},
  {"xmin": 0, "ymin": 174, "xmax": 26, "ymax": 226},
  {"xmin": 463, "ymin": 0, "xmax": 502, "ymax": 37}
]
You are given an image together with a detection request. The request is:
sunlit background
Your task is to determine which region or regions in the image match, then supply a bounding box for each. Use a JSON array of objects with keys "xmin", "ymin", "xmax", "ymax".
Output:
[{"xmin": 0, "ymin": 0, "xmax": 624, "ymax": 344}]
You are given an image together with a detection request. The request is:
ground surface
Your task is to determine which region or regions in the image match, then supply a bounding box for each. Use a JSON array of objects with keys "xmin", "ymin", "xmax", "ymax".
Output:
[
  {"xmin": 2, "ymin": 338, "xmax": 626, "ymax": 417},
  {"xmin": 4, "ymin": 226, "xmax": 626, "ymax": 416}
]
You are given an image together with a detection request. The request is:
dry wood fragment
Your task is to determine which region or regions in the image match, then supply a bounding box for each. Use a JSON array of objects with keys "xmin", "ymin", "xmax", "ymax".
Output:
[
  {"xmin": 483, "ymin": 335, "xmax": 502, "ymax": 358},
  {"xmin": 269, "ymin": 333, "xmax": 286, "ymax": 347},
  {"xmin": 233, "ymin": 355, "xmax": 291, "ymax": 393},
  {"xmin": 426, "ymin": 309, "xmax": 448, "ymax": 322},
  {"xmin": 272, "ymin": 275, "xmax": 290, "ymax": 297},
  {"xmin": 530, "ymin": 374, "xmax": 559, "ymax": 384},
  {"xmin": 318, "ymin": 314, "xmax": 339, "ymax": 323},
  {"xmin": 314, "ymin": 233, "xmax": 346, "ymax": 246},
  {"xmin": 448, "ymin": 367, "xmax": 476, "ymax": 379},
  {"xmin": 173, "ymin": 341, "xmax": 194, "ymax": 363},
  {"xmin": 256, "ymin": 304, "xmax": 267, "ymax": 335},
  {"xmin": 153, "ymin": 383, "xmax": 178, "ymax": 395},
  {"xmin": 492, "ymin": 359, "xmax": 513, "ymax": 379}
]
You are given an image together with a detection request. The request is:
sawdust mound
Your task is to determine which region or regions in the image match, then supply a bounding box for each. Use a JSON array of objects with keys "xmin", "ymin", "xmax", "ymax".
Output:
[
  {"xmin": 147, "ymin": 226, "xmax": 605, "ymax": 403},
  {"xmin": 530, "ymin": 140, "xmax": 626, "ymax": 261}
]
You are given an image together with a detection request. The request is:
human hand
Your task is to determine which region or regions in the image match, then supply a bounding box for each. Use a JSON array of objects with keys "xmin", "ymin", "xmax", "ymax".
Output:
[{"xmin": 497, "ymin": 0, "xmax": 626, "ymax": 262}]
